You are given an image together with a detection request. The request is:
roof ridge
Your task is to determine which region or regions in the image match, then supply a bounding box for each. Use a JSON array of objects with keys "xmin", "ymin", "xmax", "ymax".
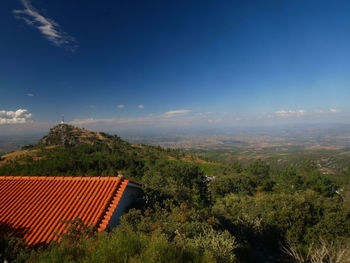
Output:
[
  {"xmin": 95, "ymin": 178, "xmax": 128, "ymax": 230},
  {"xmin": 0, "ymin": 176, "xmax": 131, "ymax": 181},
  {"xmin": 98, "ymin": 180, "xmax": 129, "ymax": 231}
]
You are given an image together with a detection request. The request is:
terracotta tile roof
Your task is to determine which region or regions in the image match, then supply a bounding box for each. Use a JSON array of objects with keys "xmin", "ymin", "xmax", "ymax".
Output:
[{"xmin": 0, "ymin": 176, "xmax": 134, "ymax": 246}]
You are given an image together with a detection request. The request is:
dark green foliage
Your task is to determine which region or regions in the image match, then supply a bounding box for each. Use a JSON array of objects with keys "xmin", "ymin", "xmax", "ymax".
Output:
[
  {"xmin": 0, "ymin": 143, "xmax": 144, "ymax": 178},
  {"xmin": 213, "ymin": 190, "xmax": 350, "ymax": 260},
  {"xmin": 245, "ymin": 159, "xmax": 275, "ymax": 192},
  {"xmin": 300, "ymin": 160, "xmax": 318, "ymax": 174},
  {"xmin": 0, "ymin": 233, "xmax": 29, "ymax": 263},
  {"xmin": 142, "ymin": 161, "xmax": 209, "ymax": 208},
  {"xmin": 122, "ymin": 205, "xmax": 213, "ymax": 241},
  {"xmin": 27, "ymin": 216, "xmax": 235, "ymax": 263},
  {"xmin": 280, "ymin": 166, "xmax": 303, "ymax": 189},
  {"xmin": 121, "ymin": 205, "xmax": 238, "ymax": 263},
  {"xmin": 210, "ymin": 174, "xmax": 256, "ymax": 198},
  {"xmin": 303, "ymin": 172, "xmax": 336, "ymax": 197},
  {"xmin": 229, "ymin": 161, "xmax": 243, "ymax": 173},
  {"xmin": 246, "ymin": 159, "xmax": 270, "ymax": 177}
]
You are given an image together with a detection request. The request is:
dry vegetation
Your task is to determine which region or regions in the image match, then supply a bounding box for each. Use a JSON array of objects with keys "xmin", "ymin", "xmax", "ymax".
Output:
[
  {"xmin": 0, "ymin": 146, "xmax": 57, "ymax": 167},
  {"xmin": 283, "ymin": 239, "xmax": 350, "ymax": 263}
]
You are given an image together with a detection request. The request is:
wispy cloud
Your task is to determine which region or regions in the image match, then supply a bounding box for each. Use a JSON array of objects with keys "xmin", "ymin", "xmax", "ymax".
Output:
[
  {"xmin": 26, "ymin": 93, "xmax": 34, "ymax": 97},
  {"xmin": 13, "ymin": 0, "xmax": 77, "ymax": 51},
  {"xmin": 275, "ymin": 109, "xmax": 305, "ymax": 117},
  {"xmin": 137, "ymin": 104, "xmax": 144, "ymax": 109},
  {"xmin": 0, "ymin": 109, "xmax": 32, "ymax": 124},
  {"xmin": 117, "ymin": 104, "xmax": 125, "ymax": 109},
  {"xmin": 69, "ymin": 110, "xmax": 201, "ymax": 130},
  {"xmin": 164, "ymin": 110, "xmax": 192, "ymax": 118}
]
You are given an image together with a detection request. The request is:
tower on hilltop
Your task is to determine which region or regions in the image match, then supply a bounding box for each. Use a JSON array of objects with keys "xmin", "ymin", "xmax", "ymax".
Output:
[{"xmin": 60, "ymin": 114, "xmax": 65, "ymax": 124}]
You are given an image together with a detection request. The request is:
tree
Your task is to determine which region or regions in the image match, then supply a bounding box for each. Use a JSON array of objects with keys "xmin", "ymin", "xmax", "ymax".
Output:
[
  {"xmin": 210, "ymin": 174, "xmax": 255, "ymax": 198},
  {"xmin": 142, "ymin": 161, "xmax": 208, "ymax": 208}
]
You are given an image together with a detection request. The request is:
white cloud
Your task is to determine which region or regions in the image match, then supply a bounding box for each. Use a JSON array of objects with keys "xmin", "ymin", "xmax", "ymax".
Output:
[
  {"xmin": 13, "ymin": 0, "xmax": 77, "ymax": 51},
  {"xmin": 117, "ymin": 104, "xmax": 125, "ymax": 109},
  {"xmin": 275, "ymin": 109, "xmax": 305, "ymax": 117},
  {"xmin": 164, "ymin": 110, "xmax": 192, "ymax": 118},
  {"xmin": 0, "ymin": 109, "xmax": 33, "ymax": 124},
  {"xmin": 27, "ymin": 93, "xmax": 34, "ymax": 97},
  {"xmin": 208, "ymin": 119, "xmax": 221, "ymax": 123},
  {"xmin": 329, "ymin": 108, "xmax": 339, "ymax": 113},
  {"xmin": 137, "ymin": 104, "xmax": 144, "ymax": 109}
]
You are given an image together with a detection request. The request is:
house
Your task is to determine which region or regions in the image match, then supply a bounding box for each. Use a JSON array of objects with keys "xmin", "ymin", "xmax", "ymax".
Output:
[{"xmin": 0, "ymin": 176, "xmax": 141, "ymax": 246}]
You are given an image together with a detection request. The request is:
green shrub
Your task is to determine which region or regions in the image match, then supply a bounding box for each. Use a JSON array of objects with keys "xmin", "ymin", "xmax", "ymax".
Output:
[
  {"xmin": 142, "ymin": 161, "xmax": 208, "ymax": 208},
  {"xmin": 210, "ymin": 174, "xmax": 256, "ymax": 198},
  {"xmin": 213, "ymin": 190, "xmax": 350, "ymax": 255},
  {"xmin": 0, "ymin": 233, "xmax": 29, "ymax": 263},
  {"xmin": 28, "ymin": 225, "xmax": 210, "ymax": 263}
]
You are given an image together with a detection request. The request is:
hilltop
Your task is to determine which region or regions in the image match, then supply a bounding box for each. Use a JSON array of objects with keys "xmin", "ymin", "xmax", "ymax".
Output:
[
  {"xmin": 0, "ymin": 124, "xmax": 130, "ymax": 168},
  {"xmin": 38, "ymin": 123, "xmax": 116, "ymax": 146},
  {"xmin": 0, "ymin": 124, "xmax": 217, "ymax": 174}
]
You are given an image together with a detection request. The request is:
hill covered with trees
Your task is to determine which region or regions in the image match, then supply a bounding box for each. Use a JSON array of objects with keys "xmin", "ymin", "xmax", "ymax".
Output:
[{"xmin": 1, "ymin": 125, "xmax": 350, "ymax": 263}]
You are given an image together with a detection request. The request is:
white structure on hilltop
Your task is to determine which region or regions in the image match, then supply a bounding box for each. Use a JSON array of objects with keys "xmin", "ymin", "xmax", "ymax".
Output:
[{"xmin": 60, "ymin": 114, "xmax": 65, "ymax": 124}]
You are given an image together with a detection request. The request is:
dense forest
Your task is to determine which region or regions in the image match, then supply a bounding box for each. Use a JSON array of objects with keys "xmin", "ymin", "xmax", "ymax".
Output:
[{"xmin": 1, "ymin": 126, "xmax": 350, "ymax": 263}]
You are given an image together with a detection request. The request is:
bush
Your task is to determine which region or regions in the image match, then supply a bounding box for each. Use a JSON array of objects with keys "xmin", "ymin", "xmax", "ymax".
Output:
[
  {"xmin": 142, "ymin": 161, "xmax": 208, "ymax": 208},
  {"xmin": 213, "ymin": 190, "xmax": 350, "ymax": 253},
  {"xmin": 187, "ymin": 228, "xmax": 238, "ymax": 263},
  {"xmin": 28, "ymin": 225, "xmax": 211, "ymax": 263},
  {"xmin": 0, "ymin": 233, "xmax": 28, "ymax": 263},
  {"xmin": 246, "ymin": 159, "xmax": 270, "ymax": 178},
  {"xmin": 210, "ymin": 174, "xmax": 256, "ymax": 198}
]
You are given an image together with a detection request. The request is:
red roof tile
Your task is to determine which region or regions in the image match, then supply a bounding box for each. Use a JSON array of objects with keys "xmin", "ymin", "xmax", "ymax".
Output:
[{"xmin": 0, "ymin": 176, "xmax": 134, "ymax": 246}]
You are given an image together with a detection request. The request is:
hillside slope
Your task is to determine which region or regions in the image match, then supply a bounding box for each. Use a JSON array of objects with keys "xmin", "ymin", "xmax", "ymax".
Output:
[{"xmin": 0, "ymin": 124, "xmax": 219, "ymax": 175}]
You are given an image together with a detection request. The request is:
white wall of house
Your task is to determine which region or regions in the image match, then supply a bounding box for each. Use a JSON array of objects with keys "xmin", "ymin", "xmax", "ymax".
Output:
[{"xmin": 107, "ymin": 183, "xmax": 142, "ymax": 229}]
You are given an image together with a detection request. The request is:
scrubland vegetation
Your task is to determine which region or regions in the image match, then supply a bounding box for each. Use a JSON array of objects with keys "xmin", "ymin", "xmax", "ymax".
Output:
[{"xmin": 1, "ymin": 130, "xmax": 350, "ymax": 262}]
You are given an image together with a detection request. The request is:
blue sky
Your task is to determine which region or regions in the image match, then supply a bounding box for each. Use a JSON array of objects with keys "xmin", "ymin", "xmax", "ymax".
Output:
[{"xmin": 0, "ymin": 0, "xmax": 349, "ymax": 133}]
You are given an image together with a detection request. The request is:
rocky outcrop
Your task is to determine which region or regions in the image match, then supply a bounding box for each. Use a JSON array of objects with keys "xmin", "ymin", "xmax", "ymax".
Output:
[{"xmin": 38, "ymin": 124, "xmax": 111, "ymax": 146}]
